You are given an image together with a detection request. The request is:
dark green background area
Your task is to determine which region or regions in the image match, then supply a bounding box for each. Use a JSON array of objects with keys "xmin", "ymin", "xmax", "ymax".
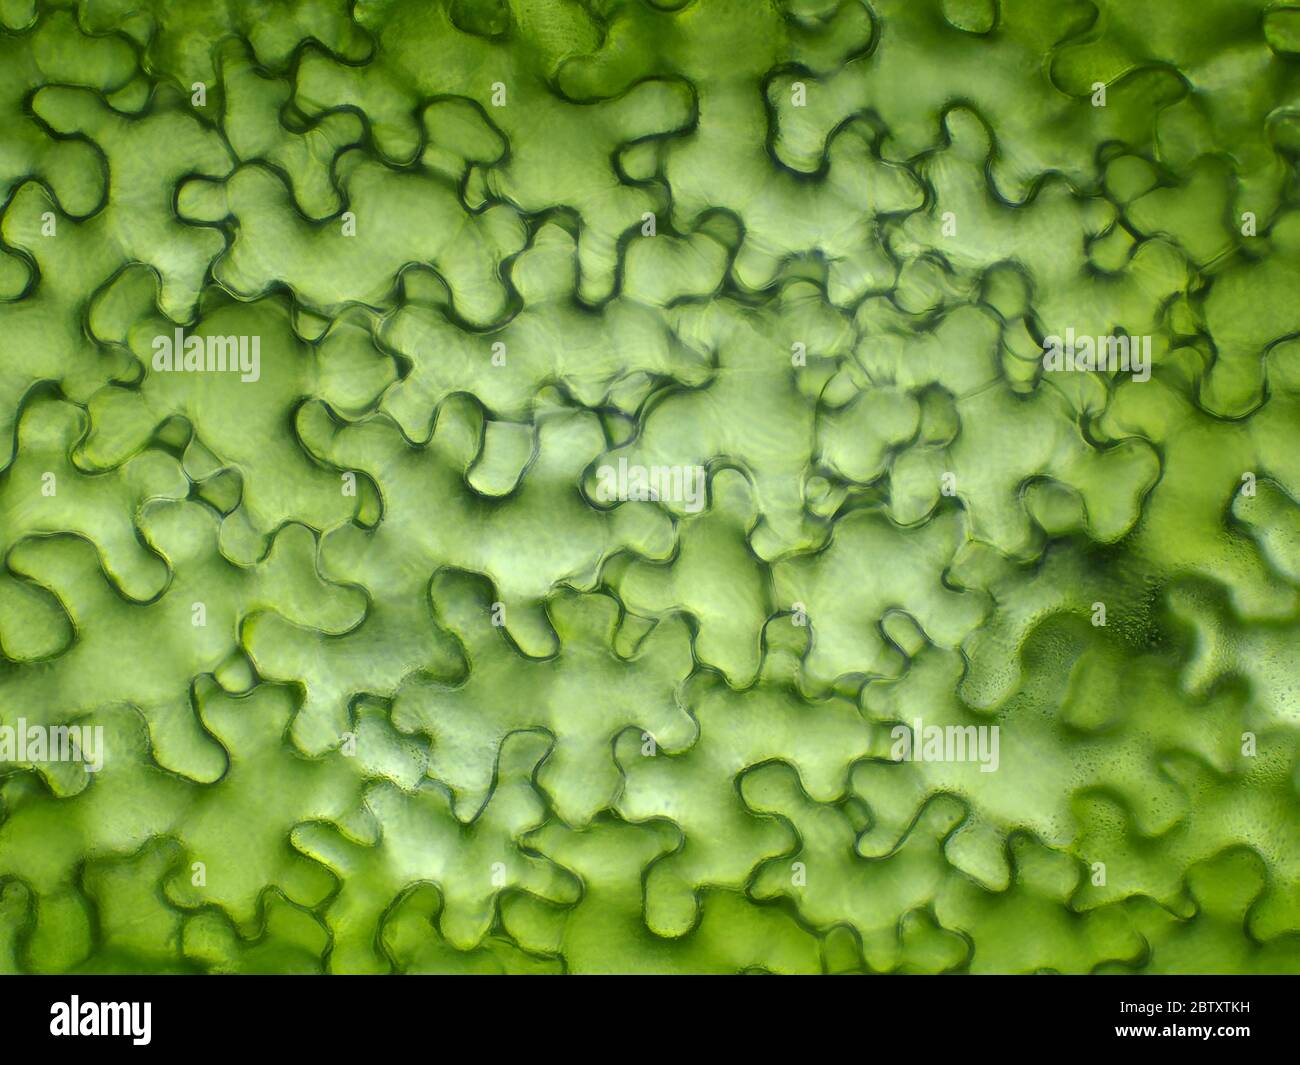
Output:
[{"xmin": 0, "ymin": 0, "xmax": 1296, "ymax": 973}]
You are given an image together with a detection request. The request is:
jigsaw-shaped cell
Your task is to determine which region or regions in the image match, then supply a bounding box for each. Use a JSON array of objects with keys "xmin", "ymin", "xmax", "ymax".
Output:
[
  {"xmin": 0, "ymin": 705, "xmax": 191, "ymax": 972},
  {"xmin": 605, "ymin": 469, "xmax": 771, "ymax": 687},
  {"xmin": 0, "ymin": 396, "xmax": 183, "ymax": 599},
  {"xmin": 1199, "ymin": 211, "xmax": 1300, "ymax": 415},
  {"xmin": 1, "ymin": 495, "xmax": 364, "ymax": 782},
  {"xmin": 525, "ymin": 817, "xmax": 822, "ymax": 974},
  {"xmin": 380, "ymin": 883, "xmax": 563, "ymax": 974},
  {"xmin": 816, "ymin": 386, "xmax": 921, "ymax": 487},
  {"xmin": 293, "ymin": 5, "xmax": 694, "ymax": 303},
  {"xmin": 773, "ymin": 506, "xmax": 987, "ymax": 691},
  {"xmin": 1108, "ymin": 849, "xmax": 1300, "ymax": 974},
  {"xmin": 246, "ymin": 396, "xmax": 678, "ymax": 755},
  {"xmin": 299, "ymin": 392, "xmax": 673, "ymax": 654},
  {"xmin": 78, "ymin": 839, "xmax": 189, "ymax": 973},
  {"xmin": 82, "ymin": 292, "xmax": 388, "ymax": 565},
  {"xmin": 0, "ymin": 185, "xmax": 148, "ymax": 469},
  {"xmin": 0, "ymin": 557, "xmax": 74, "ymax": 662},
  {"xmin": 1095, "ymin": 371, "xmax": 1299, "ymax": 622},
  {"xmin": 0, "ymin": 11, "xmax": 135, "ymax": 216},
  {"xmin": 1068, "ymin": 751, "xmax": 1295, "ymax": 929},
  {"xmin": 0, "ymin": 0, "xmax": 1295, "ymax": 977},
  {"xmin": 1051, "ymin": 0, "xmax": 1292, "ymax": 211},
  {"xmin": 1121, "ymin": 155, "xmax": 1240, "ymax": 267},
  {"xmin": 1164, "ymin": 581, "xmax": 1299, "ymax": 728},
  {"xmin": 75, "ymin": 0, "xmax": 372, "ymax": 86},
  {"xmin": 393, "ymin": 570, "xmax": 696, "ymax": 828},
  {"xmin": 595, "ymin": 286, "xmax": 851, "ymax": 560},
  {"xmin": 954, "ymin": 537, "xmax": 1157, "ymax": 711},
  {"xmin": 189, "ymin": 155, "xmax": 523, "ymax": 326},
  {"xmin": 141, "ymin": 501, "xmax": 366, "ymax": 640},
  {"xmin": 857, "ymin": 615, "xmax": 1262, "ymax": 902},
  {"xmin": 595, "ymin": 1, "xmax": 916, "ymax": 301},
  {"xmin": 216, "ymin": 39, "xmax": 365, "ymax": 219},
  {"xmin": 29, "ymin": 83, "xmax": 233, "ymax": 321},
  {"xmin": 934, "ymin": 834, "xmax": 1145, "ymax": 974},
  {"xmin": 615, "ymin": 622, "xmax": 880, "ymax": 937},
  {"xmin": 889, "ymin": 374, "xmax": 1160, "ymax": 558},
  {"xmin": 161, "ymin": 679, "xmax": 379, "ymax": 934},
  {"xmin": 816, "ymin": 0, "xmax": 1183, "ymax": 200},
  {"xmin": 181, "ymin": 891, "xmax": 329, "ymax": 974},
  {"xmin": 891, "ymin": 109, "xmax": 1193, "ymax": 359},
  {"xmin": 745, "ymin": 769, "xmax": 970, "ymax": 972},
  {"xmin": 290, "ymin": 730, "xmax": 580, "ymax": 972},
  {"xmin": 379, "ymin": 221, "xmax": 712, "ymax": 435}
]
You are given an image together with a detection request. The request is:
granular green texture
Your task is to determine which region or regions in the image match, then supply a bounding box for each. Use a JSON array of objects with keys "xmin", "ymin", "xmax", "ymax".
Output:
[{"xmin": 0, "ymin": 0, "xmax": 1297, "ymax": 975}]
